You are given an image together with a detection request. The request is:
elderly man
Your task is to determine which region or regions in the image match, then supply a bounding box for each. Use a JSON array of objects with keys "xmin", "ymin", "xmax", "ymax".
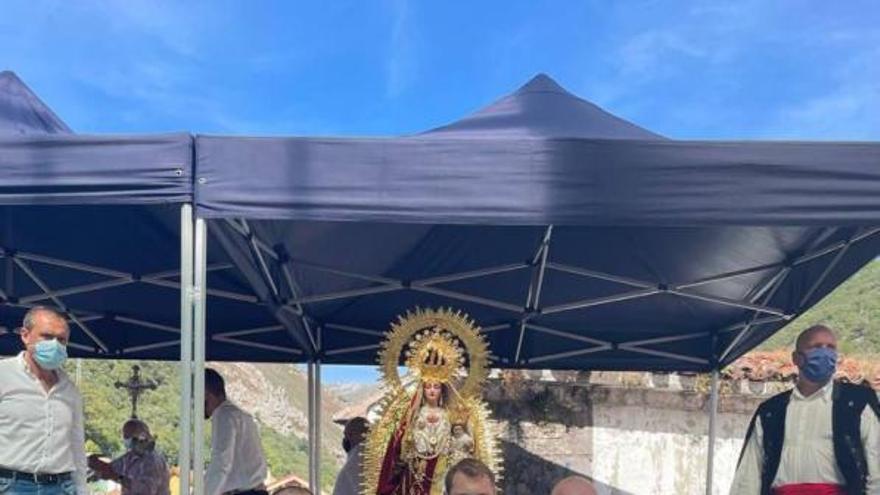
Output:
[
  {"xmin": 444, "ymin": 458, "xmax": 496, "ymax": 495},
  {"xmin": 332, "ymin": 417, "xmax": 368, "ymax": 495},
  {"xmin": 730, "ymin": 324, "xmax": 880, "ymax": 495},
  {"xmin": 0, "ymin": 306, "xmax": 88, "ymax": 495},
  {"xmin": 551, "ymin": 476, "xmax": 597, "ymax": 495},
  {"xmin": 204, "ymin": 368, "xmax": 268, "ymax": 495},
  {"xmin": 89, "ymin": 419, "xmax": 170, "ymax": 495}
]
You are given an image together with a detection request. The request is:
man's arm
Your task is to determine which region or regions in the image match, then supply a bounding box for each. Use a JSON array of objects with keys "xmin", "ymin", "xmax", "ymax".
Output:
[
  {"xmin": 71, "ymin": 392, "xmax": 90, "ymax": 495},
  {"xmin": 860, "ymin": 402, "xmax": 880, "ymax": 494},
  {"xmin": 728, "ymin": 413, "xmax": 764, "ymax": 495},
  {"xmin": 205, "ymin": 410, "xmax": 237, "ymax": 495}
]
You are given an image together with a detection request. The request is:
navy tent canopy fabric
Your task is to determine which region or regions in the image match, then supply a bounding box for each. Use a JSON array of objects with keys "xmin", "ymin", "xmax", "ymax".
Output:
[
  {"xmin": 0, "ymin": 72, "xmax": 289, "ymax": 362},
  {"xmin": 194, "ymin": 74, "xmax": 880, "ymax": 371},
  {"xmin": 196, "ymin": 75, "xmax": 880, "ymax": 226},
  {"xmin": 0, "ymin": 71, "xmax": 70, "ymax": 135},
  {"xmin": 2, "ymin": 71, "xmax": 879, "ymax": 371}
]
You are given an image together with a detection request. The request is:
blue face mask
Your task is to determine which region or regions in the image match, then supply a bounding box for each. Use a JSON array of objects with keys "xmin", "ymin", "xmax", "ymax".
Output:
[
  {"xmin": 799, "ymin": 347, "xmax": 837, "ymax": 383},
  {"xmin": 33, "ymin": 339, "xmax": 68, "ymax": 370},
  {"xmin": 124, "ymin": 438, "xmax": 135, "ymax": 450}
]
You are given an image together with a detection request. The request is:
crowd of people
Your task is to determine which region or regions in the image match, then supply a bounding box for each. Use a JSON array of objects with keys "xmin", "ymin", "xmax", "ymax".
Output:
[{"xmin": 1, "ymin": 306, "xmax": 878, "ymax": 494}]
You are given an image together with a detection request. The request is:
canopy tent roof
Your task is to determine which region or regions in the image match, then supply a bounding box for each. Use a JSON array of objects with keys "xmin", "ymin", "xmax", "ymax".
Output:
[
  {"xmin": 194, "ymin": 74, "xmax": 880, "ymax": 371},
  {"xmin": 0, "ymin": 72, "xmax": 288, "ymax": 361},
  {"xmin": 1, "ymin": 72, "xmax": 878, "ymax": 371}
]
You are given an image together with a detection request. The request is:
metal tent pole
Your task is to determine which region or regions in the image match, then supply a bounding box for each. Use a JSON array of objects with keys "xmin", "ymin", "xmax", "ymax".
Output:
[
  {"xmin": 307, "ymin": 361, "xmax": 322, "ymax": 494},
  {"xmin": 179, "ymin": 204, "xmax": 195, "ymax": 495},
  {"xmin": 192, "ymin": 217, "xmax": 208, "ymax": 495},
  {"xmin": 706, "ymin": 369, "xmax": 720, "ymax": 495}
]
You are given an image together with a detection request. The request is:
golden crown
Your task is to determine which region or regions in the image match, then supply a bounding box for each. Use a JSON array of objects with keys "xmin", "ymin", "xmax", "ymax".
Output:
[{"xmin": 404, "ymin": 328, "xmax": 465, "ymax": 385}]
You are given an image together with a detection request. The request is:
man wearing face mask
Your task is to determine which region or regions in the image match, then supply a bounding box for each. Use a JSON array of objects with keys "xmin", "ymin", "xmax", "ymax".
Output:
[
  {"xmin": 0, "ymin": 306, "xmax": 88, "ymax": 495},
  {"xmin": 730, "ymin": 324, "xmax": 880, "ymax": 495},
  {"xmin": 88, "ymin": 419, "xmax": 170, "ymax": 495}
]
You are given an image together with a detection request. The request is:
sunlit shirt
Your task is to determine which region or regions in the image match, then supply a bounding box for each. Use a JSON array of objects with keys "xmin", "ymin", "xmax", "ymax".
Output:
[
  {"xmin": 205, "ymin": 401, "xmax": 267, "ymax": 495},
  {"xmin": 332, "ymin": 443, "xmax": 364, "ymax": 495}
]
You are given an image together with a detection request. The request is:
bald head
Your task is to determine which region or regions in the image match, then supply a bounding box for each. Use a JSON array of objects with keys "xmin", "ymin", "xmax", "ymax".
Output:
[
  {"xmin": 795, "ymin": 324, "xmax": 836, "ymax": 352},
  {"xmin": 551, "ymin": 476, "xmax": 597, "ymax": 495}
]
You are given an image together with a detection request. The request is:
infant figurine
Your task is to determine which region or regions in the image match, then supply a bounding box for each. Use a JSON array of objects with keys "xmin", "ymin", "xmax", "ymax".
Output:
[{"xmin": 449, "ymin": 423, "xmax": 474, "ymax": 462}]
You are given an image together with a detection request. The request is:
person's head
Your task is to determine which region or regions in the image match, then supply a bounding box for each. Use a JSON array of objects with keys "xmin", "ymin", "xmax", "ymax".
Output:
[
  {"xmin": 423, "ymin": 381, "xmax": 445, "ymax": 407},
  {"xmin": 343, "ymin": 417, "xmax": 369, "ymax": 452},
  {"xmin": 792, "ymin": 325, "xmax": 838, "ymax": 385},
  {"xmin": 444, "ymin": 458, "xmax": 495, "ymax": 495},
  {"xmin": 122, "ymin": 419, "xmax": 154, "ymax": 453},
  {"xmin": 20, "ymin": 306, "xmax": 70, "ymax": 371},
  {"xmin": 204, "ymin": 368, "xmax": 227, "ymax": 418},
  {"xmin": 550, "ymin": 476, "xmax": 597, "ymax": 495},
  {"xmin": 272, "ymin": 486, "xmax": 311, "ymax": 495}
]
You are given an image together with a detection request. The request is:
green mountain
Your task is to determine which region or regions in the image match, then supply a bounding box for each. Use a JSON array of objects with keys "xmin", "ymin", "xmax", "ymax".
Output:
[{"xmin": 760, "ymin": 260, "xmax": 880, "ymax": 354}]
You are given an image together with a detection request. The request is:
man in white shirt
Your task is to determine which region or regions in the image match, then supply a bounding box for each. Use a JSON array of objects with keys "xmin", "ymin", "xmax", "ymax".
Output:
[
  {"xmin": 0, "ymin": 306, "xmax": 88, "ymax": 495},
  {"xmin": 204, "ymin": 368, "xmax": 268, "ymax": 495},
  {"xmin": 332, "ymin": 417, "xmax": 368, "ymax": 495},
  {"xmin": 730, "ymin": 325, "xmax": 880, "ymax": 495}
]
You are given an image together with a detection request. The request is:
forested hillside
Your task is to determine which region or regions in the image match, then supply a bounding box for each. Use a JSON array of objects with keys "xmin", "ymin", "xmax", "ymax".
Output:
[{"xmin": 761, "ymin": 260, "xmax": 879, "ymax": 354}]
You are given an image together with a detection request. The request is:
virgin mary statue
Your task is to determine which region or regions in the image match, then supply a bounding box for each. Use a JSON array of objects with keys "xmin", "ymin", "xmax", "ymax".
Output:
[{"xmin": 361, "ymin": 308, "xmax": 501, "ymax": 495}]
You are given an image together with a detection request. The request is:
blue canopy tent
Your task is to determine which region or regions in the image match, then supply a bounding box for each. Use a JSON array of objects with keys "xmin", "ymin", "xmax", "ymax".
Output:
[
  {"xmin": 192, "ymin": 74, "xmax": 880, "ymax": 492},
  {"xmin": 0, "ymin": 72, "xmax": 302, "ymax": 363},
  {"xmin": 2, "ymin": 71, "xmax": 878, "ymax": 494},
  {"xmin": 194, "ymin": 75, "xmax": 880, "ymax": 372}
]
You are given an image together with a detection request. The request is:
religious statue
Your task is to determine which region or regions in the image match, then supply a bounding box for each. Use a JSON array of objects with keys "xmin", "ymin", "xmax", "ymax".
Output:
[
  {"xmin": 362, "ymin": 308, "xmax": 501, "ymax": 495},
  {"xmin": 115, "ymin": 365, "xmax": 159, "ymax": 419}
]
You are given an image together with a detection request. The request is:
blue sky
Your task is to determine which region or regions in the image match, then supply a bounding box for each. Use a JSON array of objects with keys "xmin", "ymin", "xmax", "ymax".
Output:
[
  {"xmin": 3, "ymin": 1, "xmax": 879, "ymax": 382},
  {"xmin": 3, "ymin": 0, "xmax": 879, "ymax": 140}
]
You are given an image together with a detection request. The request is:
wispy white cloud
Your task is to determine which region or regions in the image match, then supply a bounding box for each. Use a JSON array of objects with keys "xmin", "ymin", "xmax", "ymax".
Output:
[
  {"xmin": 385, "ymin": 0, "xmax": 419, "ymax": 98},
  {"xmin": 761, "ymin": 44, "xmax": 880, "ymax": 139}
]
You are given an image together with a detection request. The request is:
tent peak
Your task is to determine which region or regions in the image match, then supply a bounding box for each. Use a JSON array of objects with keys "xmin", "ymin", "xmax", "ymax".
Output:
[
  {"xmin": 421, "ymin": 73, "xmax": 664, "ymax": 140},
  {"xmin": 516, "ymin": 73, "xmax": 568, "ymax": 95},
  {"xmin": 0, "ymin": 70, "xmax": 71, "ymax": 135}
]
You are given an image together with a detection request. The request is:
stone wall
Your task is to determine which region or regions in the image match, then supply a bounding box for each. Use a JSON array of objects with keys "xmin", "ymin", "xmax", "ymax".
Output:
[{"xmin": 484, "ymin": 371, "xmax": 769, "ymax": 495}]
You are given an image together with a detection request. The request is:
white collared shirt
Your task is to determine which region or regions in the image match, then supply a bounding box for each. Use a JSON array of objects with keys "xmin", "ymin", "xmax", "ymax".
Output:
[
  {"xmin": 205, "ymin": 400, "xmax": 267, "ymax": 495},
  {"xmin": 332, "ymin": 443, "xmax": 364, "ymax": 495},
  {"xmin": 0, "ymin": 353, "xmax": 88, "ymax": 495},
  {"xmin": 729, "ymin": 380, "xmax": 880, "ymax": 494}
]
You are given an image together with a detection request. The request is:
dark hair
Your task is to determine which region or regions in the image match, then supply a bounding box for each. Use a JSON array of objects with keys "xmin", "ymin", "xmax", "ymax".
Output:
[
  {"xmin": 205, "ymin": 368, "xmax": 226, "ymax": 398},
  {"xmin": 444, "ymin": 458, "xmax": 495, "ymax": 494}
]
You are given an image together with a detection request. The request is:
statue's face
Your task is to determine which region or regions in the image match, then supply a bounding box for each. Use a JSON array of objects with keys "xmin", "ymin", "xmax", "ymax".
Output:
[{"xmin": 423, "ymin": 382, "xmax": 442, "ymax": 405}]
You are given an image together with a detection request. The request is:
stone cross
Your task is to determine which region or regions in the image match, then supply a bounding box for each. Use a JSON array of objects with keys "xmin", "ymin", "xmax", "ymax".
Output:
[{"xmin": 114, "ymin": 365, "xmax": 159, "ymax": 419}]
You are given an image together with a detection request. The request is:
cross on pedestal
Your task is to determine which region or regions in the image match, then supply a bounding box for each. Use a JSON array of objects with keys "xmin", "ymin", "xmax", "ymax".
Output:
[{"xmin": 114, "ymin": 365, "xmax": 159, "ymax": 419}]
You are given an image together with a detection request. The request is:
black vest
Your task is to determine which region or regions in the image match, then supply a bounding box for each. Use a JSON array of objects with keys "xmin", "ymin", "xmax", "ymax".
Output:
[{"xmin": 737, "ymin": 382, "xmax": 880, "ymax": 495}]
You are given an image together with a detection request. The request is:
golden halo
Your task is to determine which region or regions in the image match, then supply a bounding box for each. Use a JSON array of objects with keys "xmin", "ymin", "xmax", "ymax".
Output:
[{"xmin": 377, "ymin": 307, "xmax": 490, "ymax": 399}]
